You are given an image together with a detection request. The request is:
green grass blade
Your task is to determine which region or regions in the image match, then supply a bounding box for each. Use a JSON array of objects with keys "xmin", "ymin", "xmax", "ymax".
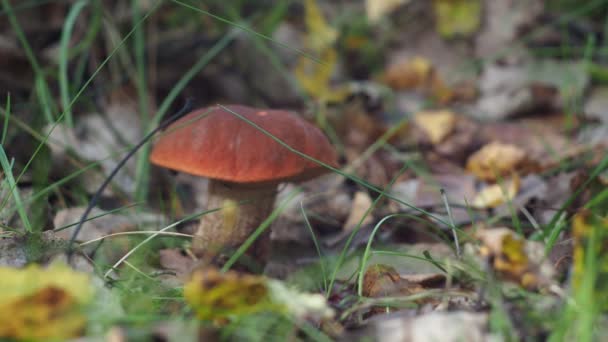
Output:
[
  {"xmin": 221, "ymin": 187, "xmax": 302, "ymax": 272},
  {"xmin": 218, "ymin": 105, "xmax": 449, "ymax": 226},
  {"xmin": 59, "ymin": 0, "xmax": 89, "ymax": 128},
  {"xmin": 169, "ymin": 0, "xmax": 324, "ymax": 65},
  {"xmin": 0, "ymin": 145, "xmax": 32, "ymax": 232},
  {"xmin": 11, "ymin": 0, "xmax": 161, "ymax": 208},
  {"xmin": 300, "ymin": 203, "xmax": 328, "ymax": 292},
  {"xmin": 1, "ymin": 93, "xmax": 9, "ymax": 145}
]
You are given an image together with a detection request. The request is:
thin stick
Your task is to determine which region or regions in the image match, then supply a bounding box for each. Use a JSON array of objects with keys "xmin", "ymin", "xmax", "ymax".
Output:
[{"xmin": 79, "ymin": 231, "xmax": 193, "ymax": 246}]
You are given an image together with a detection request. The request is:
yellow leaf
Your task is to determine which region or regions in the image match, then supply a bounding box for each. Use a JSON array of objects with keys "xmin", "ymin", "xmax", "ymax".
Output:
[
  {"xmin": 0, "ymin": 262, "xmax": 93, "ymax": 340},
  {"xmin": 433, "ymin": 0, "xmax": 481, "ymax": 38},
  {"xmin": 183, "ymin": 268, "xmax": 273, "ymax": 321},
  {"xmin": 476, "ymin": 228, "xmax": 537, "ymax": 288},
  {"xmin": 472, "ymin": 174, "xmax": 520, "ymax": 209},
  {"xmin": 294, "ymin": 49, "xmax": 349, "ymax": 103},
  {"xmin": 413, "ymin": 109, "xmax": 457, "ymax": 144},
  {"xmin": 294, "ymin": 0, "xmax": 346, "ymax": 104},
  {"xmin": 184, "ymin": 268, "xmax": 334, "ymax": 322},
  {"xmin": 467, "ymin": 142, "xmax": 527, "ymax": 181},
  {"xmin": 304, "ymin": 0, "xmax": 337, "ymax": 52}
]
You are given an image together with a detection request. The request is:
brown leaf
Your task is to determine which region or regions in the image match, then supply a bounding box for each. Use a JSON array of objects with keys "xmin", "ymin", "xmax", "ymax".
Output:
[
  {"xmin": 383, "ymin": 57, "xmax": 433, "ymax": 90},
  {"xmin": 363, "ymin": 264, "xmax": 412, "ymax": 298}
]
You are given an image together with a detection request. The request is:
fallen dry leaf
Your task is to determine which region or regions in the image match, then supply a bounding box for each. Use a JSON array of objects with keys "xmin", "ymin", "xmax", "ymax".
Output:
[
  {"xmin": 475, "ymin": 227, "xmax": 554, "ymax": 289},
  {"xmin": 466, "ymin": 142, "xmax": 527, "ymax": 181},
  {"xmin": 413, "ymin": 109, "xmax": 457, "ymax": 145},
  {"xmin": 363, "ymin": 264, "xmax": 416, "ymax": 298},
  {"xmin": 383, "ymin": 56, "xmax": 433, "ymax": 90},
  {"xmin": 184, "ymin": 267, "xmax": 271, "ymax": 321},
  {"xmin": 472, "ymin": 174, "xmax": 521, "ymax": 209},
  {"xmin": 184, "ymin": 267, "xmax": 334, "ymax": 322},
  {"xmin": 0, "ymin": 262, "xmax": 93, "ymax": 340},
  {"xmin": 343, "ymin": 191, "xmax": 374, "ymax": 232}
]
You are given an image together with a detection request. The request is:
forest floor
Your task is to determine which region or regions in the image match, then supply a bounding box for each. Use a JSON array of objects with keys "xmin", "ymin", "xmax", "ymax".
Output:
[{"xmin": 1, "ymin": 1, "xmax": 607, "ymax": 341}]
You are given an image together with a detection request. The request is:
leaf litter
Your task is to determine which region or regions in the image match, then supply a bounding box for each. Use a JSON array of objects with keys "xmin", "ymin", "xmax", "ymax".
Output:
[{"xmin": 1, "ymin": 0, "xmax": 608, "ymax": 340}]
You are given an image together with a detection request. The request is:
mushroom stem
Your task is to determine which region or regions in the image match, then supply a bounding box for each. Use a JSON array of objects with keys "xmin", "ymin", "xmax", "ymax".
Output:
[{"xmin": 194, "ymin": 180, "xmax": 277, "ymax": 263}]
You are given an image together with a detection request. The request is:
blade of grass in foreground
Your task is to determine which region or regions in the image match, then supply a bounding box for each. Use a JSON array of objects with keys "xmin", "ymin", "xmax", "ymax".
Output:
[
  {"xmin": 222, "ymin": 187, "xmax": 302, "ymax": 272},
  {"xmin": 301, "ymin": 203, "xmax": 328, "ymax": 292},
  {"xmin": 0, "ymin": 145, "xmax": 31, "ymax": 232},
  {"xmin": 1, "ymin": 93, "xmax": 9, "ymax": 145},
  {"xmin": 170, "ymin": 0, "xmax": 324, "ymax": 65},
  {"xmin": 218, "ymin": 105, "xmax": 449, "ymax": 225},
  {"xmin": 545, "ymin": 153, "xmax": 608, "ymax": 252},
  {"xmin": 5, "ymin": 1, "xmax": 161, "ymax": 220},
  {"xmin": 59, "ymin": 0, "xmax": 89, "ymax": 128}
]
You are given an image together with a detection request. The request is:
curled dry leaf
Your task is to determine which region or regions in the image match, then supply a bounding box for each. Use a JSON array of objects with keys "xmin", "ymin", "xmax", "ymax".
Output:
[
  {"xmin": 471, "ymin": 174, "xmax": 520, "ymax": 209},
  {"xmin": 342, "ymin": 191, "xmax": 374, "ymax": 232},
  {"xmin": 362, "ymin": 264, "xmax": 446, "ymax": 315},
  {"xmin": 476, "ymin": 227, "xmax": 554, "ymax": 289},
  {"xmin": 413, "ymin": 109, "xmax": 457, "ymax": 145},
  {"xmin": 0, "ymin": 262, "xmax": 93, "ymax": 340},
  {"xmin": 363, "ymin": 264, "xmax": 415, "ymax": 298},
  {"xmin": 466, "ymin": 142, "xmax": 527, "ymax": 181}
]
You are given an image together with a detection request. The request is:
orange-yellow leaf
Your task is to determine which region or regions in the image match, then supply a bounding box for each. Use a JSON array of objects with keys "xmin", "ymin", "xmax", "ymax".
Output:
[
  {"xmin": 467, "ymin": 142, "xmax": 526, "ymax": 181},
  {"xmin": 383, "ymin": 57, "xmax": 433, "ymax": 90}
]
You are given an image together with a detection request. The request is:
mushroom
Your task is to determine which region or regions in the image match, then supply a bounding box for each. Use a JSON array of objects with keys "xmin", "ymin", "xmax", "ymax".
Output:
[{"xmin": 150, "ymin": 104, "xmax": 338, "ymax": 263}]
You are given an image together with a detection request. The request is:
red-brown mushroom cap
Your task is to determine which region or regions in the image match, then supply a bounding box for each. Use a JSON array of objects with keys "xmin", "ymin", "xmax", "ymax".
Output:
[{"xmin": 150, "ymin": 105, "xmax": 338, "ymax": 184}]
